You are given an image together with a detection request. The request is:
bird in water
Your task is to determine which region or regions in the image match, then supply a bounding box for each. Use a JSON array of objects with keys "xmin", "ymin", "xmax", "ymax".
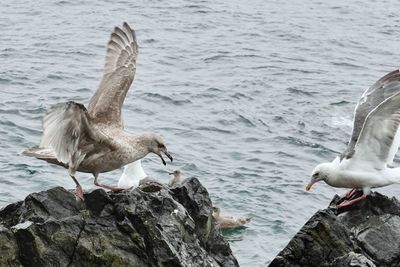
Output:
[
  {"xmin": 306, "ymin": 69, "xmax": 400, "ymax": 208},
  {"xmin": 212, "ymin": 206, "xmax": 251, "ymax": 230},
  {"xmin": 23, "ymin": 23, "xmax": 172, "ymax": 201},
  {"xmin": 168, "ymin": 169, "xmax": 184, "ymax": 186}
]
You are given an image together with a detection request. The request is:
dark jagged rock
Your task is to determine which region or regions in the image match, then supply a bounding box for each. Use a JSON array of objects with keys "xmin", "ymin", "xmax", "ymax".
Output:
[
  {"xmin": 269, "ymin": 192, "xmax": 400, "ymax": 267},
  {"xmin": 0, "ymin": 178, "xmax": 238, "ymax": 267}
]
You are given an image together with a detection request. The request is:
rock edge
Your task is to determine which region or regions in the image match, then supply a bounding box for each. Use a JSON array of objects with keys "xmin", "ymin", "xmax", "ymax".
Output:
[
  {"xmin": 0, "ymin": 177, "xmax": 239, "ymax": 267},
  {"xmin": 269, "ymin": 192, "xmax": 400, "ymax": 267}
]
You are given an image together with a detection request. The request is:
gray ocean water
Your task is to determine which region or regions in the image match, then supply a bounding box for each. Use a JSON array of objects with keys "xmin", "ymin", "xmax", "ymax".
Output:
[{"xmin": 1, "ymin": 0, "xmax": 400, "ymax": 265}]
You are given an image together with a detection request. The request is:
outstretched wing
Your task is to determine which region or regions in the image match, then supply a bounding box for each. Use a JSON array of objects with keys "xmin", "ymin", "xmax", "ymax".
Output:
[
  {"xmin": 40, "ymin": 101, "xmax": 113, "ymax": 174},
  {"xmin": 88, "ymin": 22, "xmax": 138, "ymax": 128},
  {"xmin": 351, "ymin": 92, "xmax": 400, "ymax": 169},
  {"xmin": 341, "ymin": 69, "xmax": 400, "ymax": 160}
]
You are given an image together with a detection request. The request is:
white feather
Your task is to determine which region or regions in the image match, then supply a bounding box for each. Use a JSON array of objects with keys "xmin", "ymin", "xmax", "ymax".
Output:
[
  {"xmin": 352, "ymin": 92, "xmax": 400, "ymax": 169},
  {"xmin": 118, "ymin": 160, "xmax": 147, "ymax": 189}
]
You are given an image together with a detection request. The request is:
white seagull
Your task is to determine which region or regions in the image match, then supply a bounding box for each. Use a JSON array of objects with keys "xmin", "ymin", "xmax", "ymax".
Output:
[
  {"xmin": 117, "ymin": 160, "xmax": 147, "ymax": 189},
  {"xmin": 306, "ymin": 69, "xmax": 400, "ymax": 208},
  {"xmin": 23, "ymin": 23, "xmax": 172, "ymax": 200}
]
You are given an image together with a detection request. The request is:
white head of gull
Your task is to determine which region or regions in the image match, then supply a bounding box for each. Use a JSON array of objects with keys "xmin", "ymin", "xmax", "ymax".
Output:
[
  {"xmin": 306, "ymin": 69, "xmax": 400, "ymax": 208},
  {"xmin": 23, "ymin": 23, "xmax": 173, "ymax": 201}
]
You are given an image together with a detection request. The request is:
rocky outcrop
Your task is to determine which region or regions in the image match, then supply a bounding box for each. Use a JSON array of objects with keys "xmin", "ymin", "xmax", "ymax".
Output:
[
  {"xmin": 269, "ymin": 192, "xmax": 400, "ymax": 267},
  {"xmin": 0, "ymin": 178, "xmax": 238, "ymax": 267}
]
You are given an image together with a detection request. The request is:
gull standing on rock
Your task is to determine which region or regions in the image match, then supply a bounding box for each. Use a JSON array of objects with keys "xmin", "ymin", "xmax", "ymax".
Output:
[
  {"xmin": 306, "ymin": 70, "xmax": 400, "ymax": 208},
  {"xmin": 168, "ymin": 170, "xmax": 184, "ymax": 186},
  {"xmin": 23, "ymin": 23, "xmax": 173, "ymax": 200}
]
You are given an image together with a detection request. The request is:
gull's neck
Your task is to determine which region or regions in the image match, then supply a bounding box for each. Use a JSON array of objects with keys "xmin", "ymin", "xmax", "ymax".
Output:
[
  {"xmin": 119, "ymin": 133, "xmax": 154, "ymax": 165},
  {"xmin": 117, "ymin": 160, "xmax": 147, "ymax": 189}
]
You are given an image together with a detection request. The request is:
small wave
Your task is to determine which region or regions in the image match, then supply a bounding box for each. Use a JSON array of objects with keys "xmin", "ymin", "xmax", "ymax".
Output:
[
  {"xmin": 207, "ymin": 87, "xmax": 222, "ymax": 92},
  {"xmin": 330, "ymin": 100, "xmax": 350, "ymax": 106},
  {"xmin": 142, "ymin": 92, "xmax": 192, "ymax": 105},
  {"xmin": 237, "ymin": 114, "xmax": 255, "ymax": 127},
  {"xmin": 195, "ymin": 126, "xmax": 233, "ymax": 134},
  {"xmin": 330, "ymin": 61, "xmax": 366, "ymax": 69},
  {"xmin": 64, "ymin": 50, "xmax": 97, "ymax": 57},
  {"xmin": 204, "ymin": 55, "xmax": 232, "ymax": 63},
  {"xmin": 275, "ymin": 135, "xmax": 332, "ymax": 151},
  {"xmin": 143, "ymin": 38, "xmax": 157, "ymax": 43},
  {"xmin": 287, "ymin": 87, "xmax": 317, "ymax": 97},
  {"xmin": 231, "ymin": 92, "xmax": 254, "ymax": 100},
  {"xmin": 47, "ymin": 74, "xmax": 65, "ymax": 80},
  {"xmin": 0, "ymin": 77, "xmax": 11, "ymax": 84}
]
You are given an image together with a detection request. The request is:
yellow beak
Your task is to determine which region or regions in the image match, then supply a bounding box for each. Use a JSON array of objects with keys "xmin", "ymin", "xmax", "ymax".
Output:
[{"xmin": 305, "ymin": 182, "xmax": 314, "ymax": 191}]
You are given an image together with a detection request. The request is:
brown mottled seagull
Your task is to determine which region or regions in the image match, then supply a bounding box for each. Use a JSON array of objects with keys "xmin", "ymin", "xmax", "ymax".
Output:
[
  {"xmin": 212, "ymin": 207, "xmax": 251, "ymax": 230},
  {"xmin": 168, "ymin": 169, "xmax": 184, "ymax": 186},
  {"xmin": 23, "ymin": 22, "xmax": 173, "ymax": 200}
]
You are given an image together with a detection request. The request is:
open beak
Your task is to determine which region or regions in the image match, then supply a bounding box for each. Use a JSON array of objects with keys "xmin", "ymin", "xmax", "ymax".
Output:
[
  {"xmin": 164, "ymin": 151, "xmax": 173, "ymax": 162},
  {"xmin": 305, "ymin": 181, "xmax": 315, "ymax": 191},
  {"xmin": 159, "ymin": 150, "xmax": 173, "ymax": 166},
  {"xmin": 159, "ymin": 154, "xmax": 166, "ymax": 166}
]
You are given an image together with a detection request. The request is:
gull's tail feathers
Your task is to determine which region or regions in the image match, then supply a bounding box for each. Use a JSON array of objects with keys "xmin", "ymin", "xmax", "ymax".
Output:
[
  {"xmin": 22, "ymin": 146, "xmax": 65, "ymax": 167},
  {"xmin": 22, "ymin": 145, "xmax": 56, "ymax": 159}
]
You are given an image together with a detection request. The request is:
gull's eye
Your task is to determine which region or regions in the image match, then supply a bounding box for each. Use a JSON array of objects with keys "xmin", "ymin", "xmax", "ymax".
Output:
[{"xmin": 314, "ymin": 172, "xmax": 320, "ymax": 177}]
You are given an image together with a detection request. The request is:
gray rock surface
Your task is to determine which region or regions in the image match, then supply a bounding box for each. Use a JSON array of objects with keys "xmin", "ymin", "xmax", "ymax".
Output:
[
  {"xmin": 0, "ymin": 177, "xmax": 238, "ymax": 267},
  {"xmin": 269, "ymin": 191, "xmax": 400, "ymax": 267}
]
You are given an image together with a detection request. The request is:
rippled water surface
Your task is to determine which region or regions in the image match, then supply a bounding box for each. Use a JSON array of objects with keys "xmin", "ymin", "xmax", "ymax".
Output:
[{"xmin": 1, "ymin": 0, "xmax": 400, "ymax": 265}]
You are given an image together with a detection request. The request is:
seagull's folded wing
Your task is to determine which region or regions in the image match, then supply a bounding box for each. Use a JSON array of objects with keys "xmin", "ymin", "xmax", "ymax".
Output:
[
  {"xmin": 342, "ymin": 69, "xmax": 400, "ymax": 160},
  {"xmin": 40, "ymin": 101, "xmax": 114, "ymax": 174},
  {"xmin": 87, "ymin": 22, "xmax": 138, "ymax": 128},
  {"xmin": 352, "ymin": 92, "xmax": 400, "ymax": 169}
]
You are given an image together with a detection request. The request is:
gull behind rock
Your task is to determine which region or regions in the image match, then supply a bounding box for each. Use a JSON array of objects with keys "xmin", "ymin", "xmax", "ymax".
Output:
[
  {"xmin": 118, "ymin": 160, "xmax": 147, "ymax": 189},
  {"xmin": 168, "ymin": 170, "xmax": 184, "ymax": 186}
]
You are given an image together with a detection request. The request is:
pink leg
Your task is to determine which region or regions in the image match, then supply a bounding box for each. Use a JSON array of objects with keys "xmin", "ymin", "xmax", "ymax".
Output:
[
  {"xmin": 344, "ymin": 188, "xmax": 357, "ymax": 199},
  {"xmin": 337, "ymin": 194, "xmax": 367, "ymax": 209},
  {"xmin": 71, "ymin": 176, "xmax": 85, "ymax": 201},
  {"xmin": 93, "ymin": 174, "xmax": 124, "ymax": 193}
]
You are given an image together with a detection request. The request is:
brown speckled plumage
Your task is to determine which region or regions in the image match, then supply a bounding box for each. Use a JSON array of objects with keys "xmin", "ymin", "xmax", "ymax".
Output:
[{"xmin": 23, "ymin": 23, "xmax": 172, "ymax": 198}]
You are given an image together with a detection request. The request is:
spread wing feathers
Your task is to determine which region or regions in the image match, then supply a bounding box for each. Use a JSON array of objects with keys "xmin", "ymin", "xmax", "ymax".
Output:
[
  {"xmin": 341, "ymin": 69, "xmax": 400, "ymax": 160},
  {"xmin": 39, "ymin": 102, "xmax": 102, "ymax": 175},
  {"xmin": 352, "ymin": 92, "xmax": 400, "ymax": 169},
  {"xmin": 104, "ymin": 23, "xmax": 137, "ymax": 75},
  {"xmin": 88, "ymin": 22, "xmax": 138, "ymax": 127}
]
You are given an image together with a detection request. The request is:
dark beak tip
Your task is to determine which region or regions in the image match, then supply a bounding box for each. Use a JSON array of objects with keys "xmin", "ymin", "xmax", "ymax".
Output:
[{"xmin": 165, "ymin": 152, "xmax": 173, "ymax": 163}]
